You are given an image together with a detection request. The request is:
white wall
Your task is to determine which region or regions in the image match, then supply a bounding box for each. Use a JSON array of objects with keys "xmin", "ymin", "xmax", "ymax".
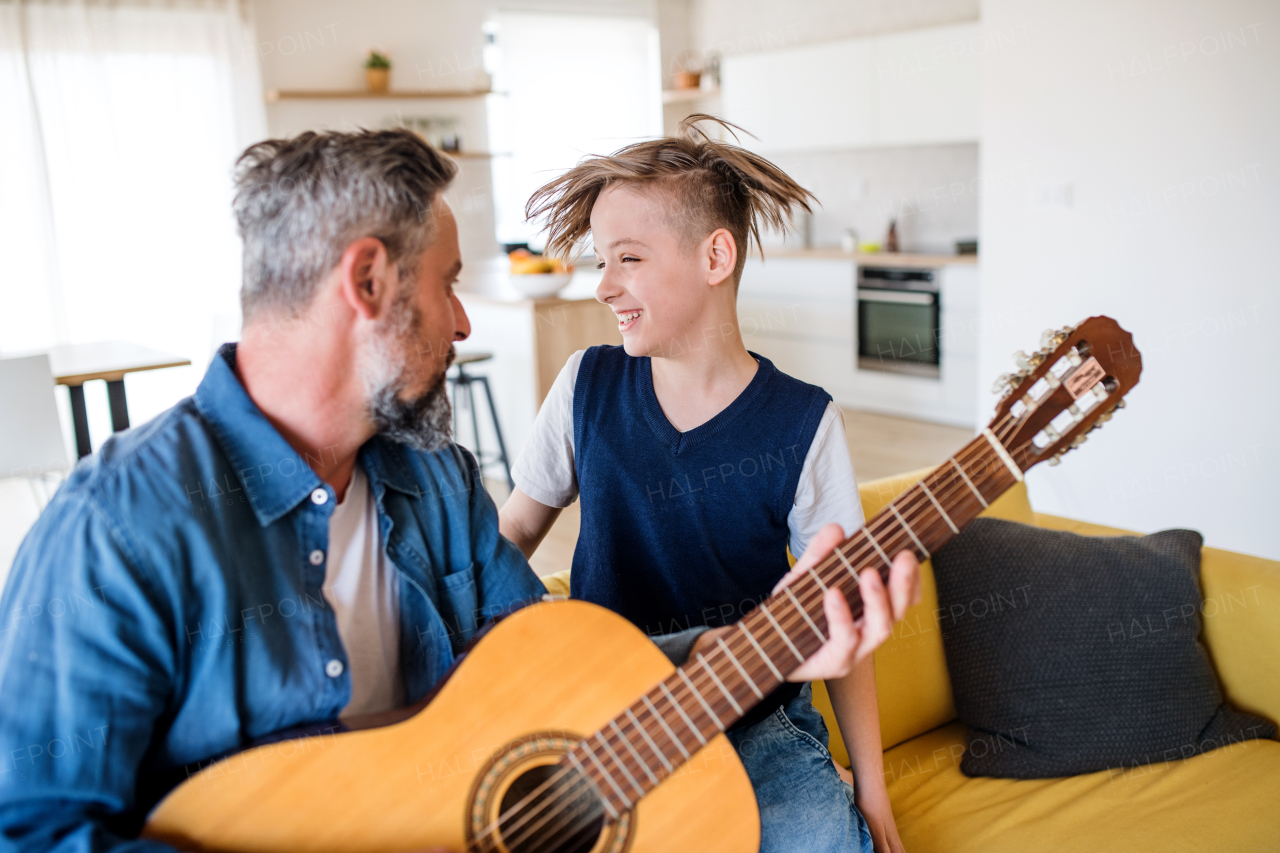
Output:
[{"xmin": 980, "ymin": 0, "xmax": 1279, "ymax": 558}]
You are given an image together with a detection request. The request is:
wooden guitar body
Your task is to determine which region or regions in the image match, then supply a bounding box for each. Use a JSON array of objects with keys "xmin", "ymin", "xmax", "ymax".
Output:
[{"xmin": 144, "ymin": 599, "xmax": 760, "ymax": 852}]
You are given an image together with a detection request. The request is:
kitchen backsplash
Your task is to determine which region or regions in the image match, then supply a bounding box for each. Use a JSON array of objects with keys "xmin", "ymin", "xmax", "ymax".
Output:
[{"xmin": 760, "ymin": 142, "xmax": 980, "ymax": 255}]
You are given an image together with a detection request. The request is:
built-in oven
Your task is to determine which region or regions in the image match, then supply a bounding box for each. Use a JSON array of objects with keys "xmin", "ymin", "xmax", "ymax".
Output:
[{"xmin": 856, "ymin": 266, "xmax": 940, "ymax": 378}]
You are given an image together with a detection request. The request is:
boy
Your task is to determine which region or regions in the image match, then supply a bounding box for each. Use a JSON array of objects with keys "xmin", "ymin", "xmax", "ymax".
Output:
[{"xmin": 499, "ymin": 116, "xmax": 908, "ymax": 853}]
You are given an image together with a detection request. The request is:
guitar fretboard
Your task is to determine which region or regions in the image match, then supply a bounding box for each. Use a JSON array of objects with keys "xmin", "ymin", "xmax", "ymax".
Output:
[{"xmin": 566, "ymin": 429, "xmax": 1025, "ymax": 819}]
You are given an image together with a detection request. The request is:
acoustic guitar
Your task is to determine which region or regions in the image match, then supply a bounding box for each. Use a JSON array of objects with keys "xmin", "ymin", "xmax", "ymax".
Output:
[{"xmin": 144, "ymin": 316, "xmax": 1142, "ymax": 852}]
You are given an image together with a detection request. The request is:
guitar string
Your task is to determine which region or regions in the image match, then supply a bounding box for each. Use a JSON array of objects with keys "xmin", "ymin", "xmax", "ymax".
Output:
[
  {"xmin": 471, "ymin": 419, "xmax": 1023, "ymax": 850},
  {"xmin": 472, "ymin": 428, "xmax": 1016, "ymax": 850},
  {"xmin": 475, "ymin": 406, "xmax": 1048, "ymax": 848},
  {"xmin": 481, "ymin": 429, "xmax": 1022, "ymax": 850}
]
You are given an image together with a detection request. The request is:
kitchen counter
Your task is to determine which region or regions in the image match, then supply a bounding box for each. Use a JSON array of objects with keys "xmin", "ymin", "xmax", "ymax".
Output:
[
  {"xmin": 453, "ymin": 257, "xmax": 620, "ymax": 458},
  {"xmin": 455, "ymin": 255, "xmax": 602, "ymax": 305},
  {"xmin": 759, "ymin": 248, "xmax": 978, "ymax": 267}
]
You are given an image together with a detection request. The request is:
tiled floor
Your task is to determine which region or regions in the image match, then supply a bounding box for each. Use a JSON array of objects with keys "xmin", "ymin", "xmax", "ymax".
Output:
[{"xmin": 0, "ymin": 409, "xmax": 973, "ymax": 589}]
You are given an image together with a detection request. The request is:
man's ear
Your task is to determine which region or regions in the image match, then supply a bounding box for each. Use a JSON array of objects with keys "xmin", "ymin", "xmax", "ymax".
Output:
[
  {"xmin": 337, "ymin": 237, "xmax": 396, "ymax": 321},
  {"xmin": 705, "ymin": 228, "xmax": 738, "ymax": 288}
]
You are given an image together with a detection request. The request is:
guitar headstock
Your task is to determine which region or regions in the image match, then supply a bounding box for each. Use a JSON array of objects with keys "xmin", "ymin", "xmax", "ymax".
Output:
[{"xmin": 988, "ymin": 316, "xmax": 1142, "ymax": 471}]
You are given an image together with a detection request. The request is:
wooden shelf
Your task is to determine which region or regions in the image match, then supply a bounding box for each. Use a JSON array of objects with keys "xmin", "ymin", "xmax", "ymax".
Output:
[
  {"xmin": 265, "ymin": 89, "xmax": 498, "ymax": 102},
  {"xmin": 662, "ymin": 86, "xmax": 720, "ymax": 104}
]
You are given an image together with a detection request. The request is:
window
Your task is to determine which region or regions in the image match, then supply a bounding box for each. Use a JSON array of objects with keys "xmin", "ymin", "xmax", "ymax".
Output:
[
  {"xmin": 488, "ymin": 12, "xmax": 662, "ymax": 252},
  {"xmin": 0, "ymin": 1, "xmax": 265, "ymax": 443}
]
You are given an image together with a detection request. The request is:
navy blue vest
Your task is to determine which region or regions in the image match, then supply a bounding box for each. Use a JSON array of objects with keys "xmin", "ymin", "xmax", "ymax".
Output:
[{"xmin": 570, "ymin": 346, "xmax": 831, "ymax": 726}]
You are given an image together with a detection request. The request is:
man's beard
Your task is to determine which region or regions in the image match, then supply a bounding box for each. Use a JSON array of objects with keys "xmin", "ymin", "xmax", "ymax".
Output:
[{"xmin": 363, "ymin": 294, "xmax": 454, "ymax": 452}]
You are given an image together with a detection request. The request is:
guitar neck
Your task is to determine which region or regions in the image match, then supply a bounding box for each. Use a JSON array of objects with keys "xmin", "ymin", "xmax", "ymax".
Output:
[{"xmin": 567, "ymin": 429, "xmax": 1026, "ymax": 819}]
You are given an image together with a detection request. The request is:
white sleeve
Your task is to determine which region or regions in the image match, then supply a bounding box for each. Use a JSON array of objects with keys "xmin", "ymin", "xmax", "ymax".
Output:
[
  {"xmin": 510, "ymin": 350, "xmax": 584, "ymax": 508},
  {"xmin": 788, "ymin": 402, "xmax": 865, "ymax": 558}
]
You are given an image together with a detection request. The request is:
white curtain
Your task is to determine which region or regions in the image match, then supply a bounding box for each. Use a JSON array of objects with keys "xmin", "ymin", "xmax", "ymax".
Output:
[{"xmin": 0, "ymin": 0, "xmax": 265, "ymax": 443}]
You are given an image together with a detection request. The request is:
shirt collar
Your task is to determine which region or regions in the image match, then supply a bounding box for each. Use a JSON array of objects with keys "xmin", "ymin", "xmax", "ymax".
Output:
[
  {"xmin": 194, "ymin": 344, "xmax": 327, "ymax": 527},
  {"xmin": 360, "ymin": 436, "xmax": 433, "ymax": 499},
  {"xmin": 194, "ymin": 344, "xmax": 428, "ymax": 526}
]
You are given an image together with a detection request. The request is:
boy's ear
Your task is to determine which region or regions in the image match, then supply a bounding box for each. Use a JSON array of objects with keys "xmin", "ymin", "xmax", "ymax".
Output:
[{"xmin": 705, "ymin": 228, "xmax": 738, "ymax": 288}]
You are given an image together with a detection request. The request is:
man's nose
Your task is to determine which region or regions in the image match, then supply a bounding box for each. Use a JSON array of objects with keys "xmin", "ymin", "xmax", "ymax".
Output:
[{"xmin": 453, "ymin": 293, "xmax": 471, "ymax": 341}]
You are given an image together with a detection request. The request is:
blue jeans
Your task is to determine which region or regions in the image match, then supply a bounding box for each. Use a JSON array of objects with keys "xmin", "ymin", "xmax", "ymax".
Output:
[{"xmin": 727, "ymin": 684, "xmax": 876, "ymax": 853}]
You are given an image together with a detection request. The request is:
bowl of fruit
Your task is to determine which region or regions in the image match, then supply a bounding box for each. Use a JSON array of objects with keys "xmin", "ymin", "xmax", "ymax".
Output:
[{"xmin": 508, "ymin": 249, "xmax": 574, "ymax": 298}]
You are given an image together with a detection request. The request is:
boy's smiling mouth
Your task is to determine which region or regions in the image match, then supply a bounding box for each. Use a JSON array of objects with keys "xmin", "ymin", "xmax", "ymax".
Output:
[{"xmin": 615, "ymin": 309, "xmax": 643, "ymax": 332}]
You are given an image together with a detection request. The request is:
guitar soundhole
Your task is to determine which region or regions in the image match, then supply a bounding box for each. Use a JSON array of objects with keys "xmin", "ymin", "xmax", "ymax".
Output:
[
  {"xmin": 466, "ymin": 731, "xmax": 633, "ymax": 853},
  {"xmin": 497, "ymin": 764, "xmax": 603, "ymax": 853}
]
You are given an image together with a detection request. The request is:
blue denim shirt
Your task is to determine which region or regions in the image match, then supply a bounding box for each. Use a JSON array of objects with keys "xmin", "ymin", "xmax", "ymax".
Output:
[{"xmin": 0, "ymin": 344, "xmax": 546, "ymax": 850}]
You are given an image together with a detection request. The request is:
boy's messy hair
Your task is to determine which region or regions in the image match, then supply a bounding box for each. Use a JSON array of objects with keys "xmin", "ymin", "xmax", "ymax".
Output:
[{"xmin": 525, "ymin": 114, "xmax": 816, "ymax": 284}]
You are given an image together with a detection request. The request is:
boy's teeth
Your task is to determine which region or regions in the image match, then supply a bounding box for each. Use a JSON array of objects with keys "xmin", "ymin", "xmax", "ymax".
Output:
[{"xmin": 619, "ymin": 311, "xmax": 641, "ymax": 322}]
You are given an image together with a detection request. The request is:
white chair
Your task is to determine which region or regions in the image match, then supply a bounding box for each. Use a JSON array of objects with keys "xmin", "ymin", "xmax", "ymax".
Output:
[{"xmin": 0, "ymin": 354, "xmax": 70, "ymax": 507}]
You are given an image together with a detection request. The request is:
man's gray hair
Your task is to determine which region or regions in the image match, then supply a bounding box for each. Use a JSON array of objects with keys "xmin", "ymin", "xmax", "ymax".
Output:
[{"xmin": 232, "ymin": 129, "xmax": 458, "ymax": 319}]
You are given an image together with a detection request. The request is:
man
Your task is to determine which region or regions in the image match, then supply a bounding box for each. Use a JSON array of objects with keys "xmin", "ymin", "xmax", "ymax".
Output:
[{"xmin": 0, "ymin": 129, "xmax": 918, "ymax": 851}]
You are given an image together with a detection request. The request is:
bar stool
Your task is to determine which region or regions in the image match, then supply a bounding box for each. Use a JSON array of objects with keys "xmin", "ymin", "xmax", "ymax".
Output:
[{"xmin": 447, "ymin": 352, "xmax": 513, "ymax": 489}]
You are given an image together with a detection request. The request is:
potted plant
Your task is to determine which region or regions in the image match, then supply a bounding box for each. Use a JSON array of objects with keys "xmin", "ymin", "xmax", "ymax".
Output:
[{"xmin": 365, "ymin": 50, "xmax": 391, "ymax": 93}]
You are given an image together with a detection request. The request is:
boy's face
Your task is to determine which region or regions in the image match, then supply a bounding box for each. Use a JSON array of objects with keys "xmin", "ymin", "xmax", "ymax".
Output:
[{"xmin": 591, "ymin": 184, "xmax": 724, "ymax": 358}]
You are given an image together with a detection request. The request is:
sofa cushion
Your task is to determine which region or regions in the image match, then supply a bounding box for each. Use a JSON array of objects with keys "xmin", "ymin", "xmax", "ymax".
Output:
[
  {"xmin": 814, "ymin": 471, "xmax": 1040, "ymax": 767},
  {"xmin": 885, "ymin": 721, "xmax": 1280, "ymax": 853},
  {"xmin": 931, "ymin": 519, "xmax": 1275, "ymax": 778},
  {"xmin": 1036, "ymin": 513, "xmax": 1280, "ymax": 729}
]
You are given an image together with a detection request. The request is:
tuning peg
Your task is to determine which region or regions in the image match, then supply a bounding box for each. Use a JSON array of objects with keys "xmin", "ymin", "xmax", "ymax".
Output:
[
  {"xmin": 1096, "ymin": 411, "xmax": 1113, "ymax": 424},
  {"xmin": 991, "ymin": 372, "xmax": 1017, "ymax": 395},
  {"xmin": 1115, "ymin": 399, "xmax": 1126, "ymax": 409},
  {"xmin": 1047, "ymin": 453, "xmax": 1063, "ymax": 466},
  {"xmin": 1070, "ymin": 433, "xmax": 1088, "ymax": 448},
  {"xmin": 1040, "ymin": 328, "xmax": 1070, "ymax": 349},
  {"xmin": 1013, "ymin": 350, "xmax": 1032, "ymax": 370}
]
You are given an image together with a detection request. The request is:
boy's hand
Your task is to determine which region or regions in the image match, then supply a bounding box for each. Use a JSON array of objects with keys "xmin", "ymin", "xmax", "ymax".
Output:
[
  {"xmin": 779, "ymin": 523, "xmax": 920, "ymax": 682},
  {"xmin": 688, "ymin": 524, "xmax": 920, "ymax": 680}
]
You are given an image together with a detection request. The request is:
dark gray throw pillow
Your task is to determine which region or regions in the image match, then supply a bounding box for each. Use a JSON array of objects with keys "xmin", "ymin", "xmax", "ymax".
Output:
[{"xmin": 931, "ymin": 518, "xmax": 1275, "ymax": 779}]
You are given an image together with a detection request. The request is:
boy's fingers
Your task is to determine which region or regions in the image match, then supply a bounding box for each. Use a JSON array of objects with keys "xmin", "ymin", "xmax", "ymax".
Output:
[
  {"xmin": 855, "ymin": 567, "xmax": 893, "ymax": 661},
  {"xmin": 796, "ymin": 523, "xmax": 846, "ymax": 571},
  {"xmin": 887, "ymin": 550, "xmax": 921, "ymax": 619},
  {"xmin": 773, "ymin": 523, "xmax": 845, "ymax": 595},
  {"xmin": 788, "ymin": 587, "xmax": 858, "ymax": 681}
]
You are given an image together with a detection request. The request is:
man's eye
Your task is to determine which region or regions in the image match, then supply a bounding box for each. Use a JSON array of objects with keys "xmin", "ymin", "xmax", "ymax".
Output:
[{"xmin": 595, "ymin": 260, "xmax": 605, "ymax": 270}]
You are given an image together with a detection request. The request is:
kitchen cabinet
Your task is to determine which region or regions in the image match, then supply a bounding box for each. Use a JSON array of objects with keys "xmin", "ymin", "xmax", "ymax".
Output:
[
  {"xmin": 737, "ymin": 253, "xmax": 980, "ymax": 428},
  {"xmin": 722, "ymin": 22, "xmax": 981, "ymax": 152},
  {"xmin": 721, "ymin": 39, "xmax": 876, "ymax": 151}
]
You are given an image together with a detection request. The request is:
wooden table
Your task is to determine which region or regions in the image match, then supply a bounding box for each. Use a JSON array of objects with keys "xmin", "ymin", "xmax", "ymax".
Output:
[{"xmin": 45, "ymin": 341, "xmax": 191, "ymax": 458}]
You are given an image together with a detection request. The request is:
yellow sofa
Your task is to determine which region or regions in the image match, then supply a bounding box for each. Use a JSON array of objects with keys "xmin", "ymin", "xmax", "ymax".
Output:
[
  {"xmin": 813, "ymin": 468, "xmax": 1280, "ymax": 853},
  {"xmin": 543, "ymin": 468, "xmax": 1280, "ymax": 851}
]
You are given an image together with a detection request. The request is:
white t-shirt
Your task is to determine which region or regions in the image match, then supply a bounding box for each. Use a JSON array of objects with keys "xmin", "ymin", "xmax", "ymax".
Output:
[
  {"xmin": 511, "ymin": 350, "xmax": 865, "ymax": 558},
  {"xmin": 324, "ymin": 466, "xmax": 405, "ymax": 718}
]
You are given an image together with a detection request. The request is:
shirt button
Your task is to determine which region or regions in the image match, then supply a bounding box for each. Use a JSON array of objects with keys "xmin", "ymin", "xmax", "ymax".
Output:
[
  {"xmin": 310, "ymin": 488, "xmax": 328, "ymax": 505},
  {"xmin": 309, "ymin": 549, "xmax": 325, "ymax": 565},
  {"xmin": 325, "ymin": 659, "xmax": 344, "ymax": 678}
]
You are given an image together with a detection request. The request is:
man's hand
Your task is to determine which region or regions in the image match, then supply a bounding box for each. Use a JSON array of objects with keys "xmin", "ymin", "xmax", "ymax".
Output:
[{"xmin": 691, "ymin": 524, "xmax": 921, "ymax": 679}]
